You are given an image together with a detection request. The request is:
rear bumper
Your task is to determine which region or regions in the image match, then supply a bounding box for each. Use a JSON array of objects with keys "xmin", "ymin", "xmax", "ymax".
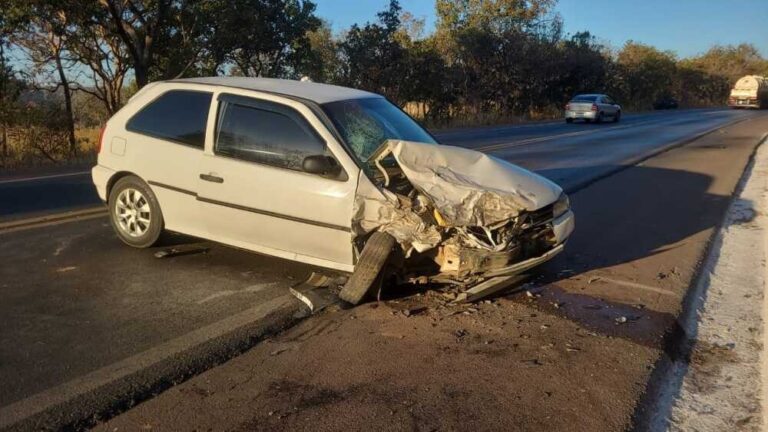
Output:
[
  {"xmin": 91, "ymin": 165, "xmax": 115, "ymax": 202},
  {"xmin": 565, "ymin": 110, "xmax": 596, "ymax": 119},
  {"xmin": 729, "ymin": 104, "xmax": 760, "ymax": 109},
  {"xmin": 729, "ymin": 99, "xmax": 761, "ymax": 109}
]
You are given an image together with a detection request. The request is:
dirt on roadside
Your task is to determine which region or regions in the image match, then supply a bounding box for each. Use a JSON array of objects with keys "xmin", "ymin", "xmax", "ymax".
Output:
[{"xmin": 96, "ymin": 289, "xmax": 649, "ymax": 432}]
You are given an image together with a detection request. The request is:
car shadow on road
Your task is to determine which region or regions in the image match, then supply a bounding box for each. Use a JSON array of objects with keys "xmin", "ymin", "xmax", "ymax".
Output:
[{"xmin": 528, "ymin": 163, "xmax": 733, "ymax": 339}]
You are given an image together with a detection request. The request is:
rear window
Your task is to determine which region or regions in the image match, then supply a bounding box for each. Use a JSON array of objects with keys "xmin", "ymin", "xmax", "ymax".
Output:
[
  {"xmin": 571, "ymin": 95, "xmax": 598, "ymax": 102},
  {"xmin": 127, "ymin": 90, "xmax": 212, "ymax": 148}
]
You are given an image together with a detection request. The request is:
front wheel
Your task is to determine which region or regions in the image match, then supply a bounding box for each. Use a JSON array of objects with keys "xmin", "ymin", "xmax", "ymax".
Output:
[
  {"xmin": 339, "ymin": 232, "xmax": 396, "ymax": 305},
  {"xmin": 108, "ymin": 176, "xmax": 165, "ymax": 248}
]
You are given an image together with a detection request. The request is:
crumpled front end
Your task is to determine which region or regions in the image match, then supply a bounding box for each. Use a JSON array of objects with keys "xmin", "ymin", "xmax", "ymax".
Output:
[{"xmin": 352, "ymin": 140, "xmax": 574, "ymax": 285}]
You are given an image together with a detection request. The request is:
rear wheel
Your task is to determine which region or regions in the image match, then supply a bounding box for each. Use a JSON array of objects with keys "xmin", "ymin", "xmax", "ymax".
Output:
[
  {"xmin": 108, "ymin": 176, "xmax": 164, "ymax": 248},
  {"xmin": 339, "ymin": 232, "xmax": 396, "ymax": 305},
  {"xmin": 595, "ymin": 112, "xmax": 604, "ymax": 124},
  {"xmin": 565, "ymin": 118, "xmax": 573, "ymax": 124},
  {"xmin": 614, "ymin": 110, "xmax": 621, "ymax": 123}
]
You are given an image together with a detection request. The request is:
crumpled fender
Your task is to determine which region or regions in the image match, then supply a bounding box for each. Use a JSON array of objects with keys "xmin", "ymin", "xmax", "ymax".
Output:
[{"xmin": 352, "ymin": 140, "xmax": 563, "ymax": 254}]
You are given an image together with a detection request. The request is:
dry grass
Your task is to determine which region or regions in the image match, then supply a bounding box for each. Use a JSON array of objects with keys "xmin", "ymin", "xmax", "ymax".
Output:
[
  {"xmin": 0, "ymin": 126, "xmax": 99, "ymax": 172},
  {"xmin": 404, "ymin": 102, "xmax": 563, "ymax": 130}
]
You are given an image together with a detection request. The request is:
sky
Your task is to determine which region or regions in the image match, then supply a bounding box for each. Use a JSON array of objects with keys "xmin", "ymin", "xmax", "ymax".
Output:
[{"xmin": 313, "ymin": 0, "xmax": 768, "ymax": 58}]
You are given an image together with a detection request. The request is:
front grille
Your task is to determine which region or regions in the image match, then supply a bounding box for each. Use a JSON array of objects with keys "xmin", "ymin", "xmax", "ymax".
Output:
[{"xmin": 523, "ymin": 204, "xmax": 554, "ymax": 228}]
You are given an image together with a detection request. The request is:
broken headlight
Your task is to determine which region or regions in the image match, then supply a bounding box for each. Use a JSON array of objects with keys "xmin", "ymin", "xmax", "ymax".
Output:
[{"xmin": 553, "ymin": 193, "xmax": 570, "ymax": 218}]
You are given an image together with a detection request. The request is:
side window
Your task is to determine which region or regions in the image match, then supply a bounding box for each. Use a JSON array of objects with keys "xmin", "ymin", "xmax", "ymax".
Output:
[
  {"xmin": 215, "ymin": 95, "xmax": 325, "ymax": 171},
  {"xmin": 604, "ymin": 96, "xmax": 614, "ymax": 104},
  {"xmin": 126, "ymin": 90, "xmax": 212, "ymax": 148}
]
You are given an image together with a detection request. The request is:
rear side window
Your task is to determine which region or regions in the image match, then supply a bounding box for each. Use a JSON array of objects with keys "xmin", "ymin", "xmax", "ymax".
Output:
[
  {"xmin": 126, "ymin": 90, "xmax": 212, "ymax": 148},
  {"xmin": 215, "ymin": 94, "xmax": 325, "ymax": 171}
]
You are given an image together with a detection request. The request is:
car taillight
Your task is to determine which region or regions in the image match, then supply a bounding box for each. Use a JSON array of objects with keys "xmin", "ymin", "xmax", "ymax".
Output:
[
  {"xmin": 98, "ymin": 126, "xmax": 106, "ymax": 153},
  {"xmin": 565, "ymin": 103, "xmax": 570, "ymax": 111},
  {"xmin": 591, "ymin": 104, "xmax": 598, "ymax": 112}
]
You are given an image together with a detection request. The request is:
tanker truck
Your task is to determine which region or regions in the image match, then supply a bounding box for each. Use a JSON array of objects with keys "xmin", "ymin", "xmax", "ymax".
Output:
[{"xmin": 728, "ymin": 75, "xmax": 767, "ymax": 109}]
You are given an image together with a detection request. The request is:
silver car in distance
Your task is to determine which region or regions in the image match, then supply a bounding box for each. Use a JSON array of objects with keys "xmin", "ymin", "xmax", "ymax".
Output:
[{"xmin": 565, "ymin": 94, "xmax": 621, "ymax": 124}]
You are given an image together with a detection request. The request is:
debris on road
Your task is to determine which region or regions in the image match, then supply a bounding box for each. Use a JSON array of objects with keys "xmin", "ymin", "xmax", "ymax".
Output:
[
  {"xmin": 153, "ymin": 243, "xmax": 210, "ymax": 258},
  {"xmin": 289, "ymin": 272, "xmax": 341, "ymax": 314},
  {"xmin": 343, "ymin": 139, "xmax": 574, "ymax": 305}
]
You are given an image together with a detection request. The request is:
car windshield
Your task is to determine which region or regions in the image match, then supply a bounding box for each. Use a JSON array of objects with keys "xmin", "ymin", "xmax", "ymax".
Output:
[
  {"xmin": 571, "ymin": 95, "xmax": 598, "ymax": 102},
  {"xmin": 322, "ymin": 97, "xmax": 437, "ymax": 163}
]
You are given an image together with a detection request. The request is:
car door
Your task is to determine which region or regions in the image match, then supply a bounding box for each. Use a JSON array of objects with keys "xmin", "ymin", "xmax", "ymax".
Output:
[
  {"xmin": 122, "ymin": 88, "xmax": 213, "ymax": 237},
  {"xmin": 603, "ymin": 96, "xmax": 618, "ymax": 116},
  {"xmin": 196, "ymin": 92, "xmax": 359, "ymax": 271}
]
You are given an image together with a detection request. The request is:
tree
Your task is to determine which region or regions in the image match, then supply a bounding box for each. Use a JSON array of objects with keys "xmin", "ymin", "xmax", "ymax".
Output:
[
  {"xmin": 685, "ymin": 44, "xmax": 768, "ymax": 85},
  {"xmin": 338, "ymin": 0, "xmax": 408, "ymax": 102},
  {"xmin": 613, "ymin": 42, "xmax": 677, "ymax": 109},
  {"xmin": 0, "ymin": 4, "xmax": 25, "ymax": 160},
  {"xmin": 66, "ymin": 22, "xmax": 131, "ymax": 115},
  {"xmin": 435, "ymin": 0, "xmax": 557, "ymax": 34},
  {"xmin": 13, "ymin": 17, "xmax": 78, "ymax": 155},
  {"xmin": 299, "ymin": 20, "xmax": 339, "ymax": 82},
  {"xmin": 204, "ymin": 0, "xmax": 320, "ymax": 78},
  {"xmin": 97, "ymin": 0, "xmax": 172, "ymax": 88},
  {"xmin": 0, "ymin": 46, "xmax": 26, "ymax": 161},
  {"xmin": 557, "ymin": 32, "xmax": 609, "ymax": 100}
]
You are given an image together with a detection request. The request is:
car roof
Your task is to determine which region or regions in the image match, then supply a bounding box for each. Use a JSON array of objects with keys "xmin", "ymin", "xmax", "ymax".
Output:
[{"xmin": 168, "ymin": 77, "xmax": 381, "ymax": 104}]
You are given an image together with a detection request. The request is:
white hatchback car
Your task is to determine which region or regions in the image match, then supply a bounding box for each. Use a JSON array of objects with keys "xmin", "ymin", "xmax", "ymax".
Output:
[{"xmin": 93, "ymin": 77, "xmax": 574, "ymax": 303}]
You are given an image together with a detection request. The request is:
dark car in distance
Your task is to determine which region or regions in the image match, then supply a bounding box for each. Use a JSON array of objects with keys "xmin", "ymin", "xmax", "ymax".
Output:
[{"xmin": 653, "ymin": 97, "xmax": 679, "ymax": 110}]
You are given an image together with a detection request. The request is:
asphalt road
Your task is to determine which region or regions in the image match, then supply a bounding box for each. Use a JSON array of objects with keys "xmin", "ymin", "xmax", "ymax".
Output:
[
  {"xmin": 0, "ymin": 166, "xmax": 97, "ymax": 222},
  {"xmin": 1, "ymin": 108, "xmax": 766, "ymax": 430}
]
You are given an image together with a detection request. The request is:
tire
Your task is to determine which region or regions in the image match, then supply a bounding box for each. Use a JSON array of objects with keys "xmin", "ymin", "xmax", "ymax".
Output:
[
  {"xmin": 108, "ymin": 175, "xmax": 164, "ymax": 248},
  {"xmin": 614, "ymin": 110, "xmax": 621, "ymax": 123},
  {"xmin": 565, "ymin": 118, "xmax": 573, "ymax": 124},
  {"xmin": 339, "ymin": 232, "xmax": 396, "ymax": 305},
  {"xmin": 595, "ymin": 112, "xmax": 603, "ymax": 124}
]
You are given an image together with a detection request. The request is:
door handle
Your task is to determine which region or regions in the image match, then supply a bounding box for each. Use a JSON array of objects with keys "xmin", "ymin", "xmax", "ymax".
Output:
[{"xmin": 199, "ymin": 173, "xmax": 224, "ymax": 183}]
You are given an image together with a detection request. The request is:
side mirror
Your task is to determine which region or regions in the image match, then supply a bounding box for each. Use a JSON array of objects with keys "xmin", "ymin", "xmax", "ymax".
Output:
[{"xmin": 302, "ymin": 155, "xmax": 341, "ymax": 177}]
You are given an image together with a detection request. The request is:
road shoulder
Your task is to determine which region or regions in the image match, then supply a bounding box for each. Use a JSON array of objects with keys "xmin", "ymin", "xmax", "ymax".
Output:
[{"xmin": 657, "ymin": 134, "xmax": 768, "ymax": 431}]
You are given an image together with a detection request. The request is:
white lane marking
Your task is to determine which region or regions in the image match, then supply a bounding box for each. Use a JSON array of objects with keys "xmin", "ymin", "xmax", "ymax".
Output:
[
  {"xmin": 0, "ymin": 207, "xmax": 107, "ymax": 233},
  {"xmin": 0, "ymin": 170, "xmax": 91, "ymax": 185},
  {"xmin": 196, "ymin": 283, "xmax": 278, "ymax": 304},
  {"xmin": 473, "ymin": 110, "xmax": 745, "ymax": 153},
  {"xmin": 435, "ymin": 109, "xmax": 729, "ymax": 138},
  {"xmin": 0, "ymin": 295, "xmax": 296, "ymax": 429},
  {"xmin": 594, "ymin": 276, "xmax": 676, "ymax": 297},
  {"xmin": 474, "ymin": 120, "xmax": 658, "ymax": 152}
]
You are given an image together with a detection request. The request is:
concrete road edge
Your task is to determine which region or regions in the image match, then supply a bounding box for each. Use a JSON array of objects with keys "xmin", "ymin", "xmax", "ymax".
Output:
[{"xmin": 633, "ymin": 131, "xmax": 768, "ymax": 430}]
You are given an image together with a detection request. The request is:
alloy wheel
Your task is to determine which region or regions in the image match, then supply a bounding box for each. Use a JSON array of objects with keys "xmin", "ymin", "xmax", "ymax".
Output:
[{"xmin": 115, "ymin": 188, "xmax": 151, "ymax": 237}]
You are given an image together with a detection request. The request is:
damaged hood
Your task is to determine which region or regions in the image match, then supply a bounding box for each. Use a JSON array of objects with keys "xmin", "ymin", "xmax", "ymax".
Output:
[
  {"xmin": 384, "ymin": 140, "xmax": 562, "ymax": 226},
  {"xmin": 353, "ymin": 140, "xmax": 563, "ymax": 253}
]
